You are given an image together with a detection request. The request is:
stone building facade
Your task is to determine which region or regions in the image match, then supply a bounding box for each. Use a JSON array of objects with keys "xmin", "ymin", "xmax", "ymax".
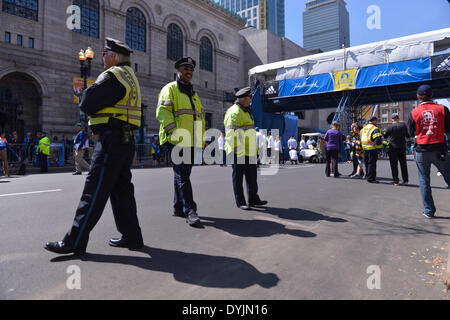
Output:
[{"xmin": 0, "ymin": 0, "xmax": 246, "ymax": 140}]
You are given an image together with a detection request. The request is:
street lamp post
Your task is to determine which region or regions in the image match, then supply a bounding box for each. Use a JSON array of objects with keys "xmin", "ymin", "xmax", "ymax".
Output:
[{"xmin": 78, "ymin": 47, "xmax": 94, "ymax": 123}]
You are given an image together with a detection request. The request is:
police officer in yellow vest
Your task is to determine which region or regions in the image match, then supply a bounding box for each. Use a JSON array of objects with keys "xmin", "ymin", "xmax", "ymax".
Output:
[
  {"xmin": 224, "ymin": 87, "xmax": 268, "ymax": 210},
  {"xmin": 156, "ymin": 57, "xmax": 205, "ymax": 228},
  {"xmin": 361, "ymin": 116, "xmax": 383, "ymax": 183},
  {"xmin": 45, "ymin": 38, "xmax": 144, "ymax": 255},
  {"xmin": 36, "ymin": 131, "xmax": 50, "ymax": 173}
]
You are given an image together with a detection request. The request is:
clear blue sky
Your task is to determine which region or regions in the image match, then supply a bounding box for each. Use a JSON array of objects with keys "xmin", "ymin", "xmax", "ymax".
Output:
[{"xmin": 285, "ymin": 0, "xmax": 450, "ymax": 48}]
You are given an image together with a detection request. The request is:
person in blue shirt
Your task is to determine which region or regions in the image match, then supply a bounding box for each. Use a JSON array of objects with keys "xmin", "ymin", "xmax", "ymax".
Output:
[
  {"xmin": 72, "ymin": 123, "xmax": 90, "ymax": 175},
  {"xmin": 151, "ymin": 139, "xmax": 161, "ymax": 167},
  {"xmin": 0, "ymin": 138, "xmax": 21, "ymax": 177}
]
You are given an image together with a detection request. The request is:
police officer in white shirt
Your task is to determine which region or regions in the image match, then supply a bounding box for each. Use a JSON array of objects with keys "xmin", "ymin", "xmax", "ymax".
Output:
[
  {"xmin": 288, "ymin": 136, "xmax": 298, "ymax": 150},
  {"xmin": 218, "ymin": 132, "xmax": 226, "ymax": 166},
  {"xmin": 300, "ymin": 137, "xmax": 307, "ymax": 150}
]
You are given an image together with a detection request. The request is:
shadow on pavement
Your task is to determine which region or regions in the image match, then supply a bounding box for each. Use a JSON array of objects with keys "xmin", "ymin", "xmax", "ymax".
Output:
[
  {"xmin": 255, "ymin": 207, "xmax": 347, "ymax": 223},
  {"xmin": 50, "ymin": 246, "xmax": 280, "ymax": 289},
  {"xmin": 200, "ymin": 216, "xmax": 316, "ymax": 238}
]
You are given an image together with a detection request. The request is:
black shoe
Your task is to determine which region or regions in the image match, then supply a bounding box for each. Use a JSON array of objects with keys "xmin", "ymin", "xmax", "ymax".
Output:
[
  {"xmin": 186, "ymin": 211, "xmax": 202, "ymax": 227},
  {"xmin": 44, "ymin": 241, "xmax": 85, "ymax": 255},
  {"xmin": 109, "ymin": 238, "xmax": 144, "ymax": 249},
  {"xmin": 368, "ymin": 180, "xmax": 379, "ymax": 184},
  {"xmin": 72, "ymin": 172, "xmax": 82, "ymax": 175},
  {"xmin": 249, "ymin": 200, "xmax": 268, "ymax": 207},
  {"xmin": 239, "ymin": 205, "xmax": 251, "ymax": 210}
]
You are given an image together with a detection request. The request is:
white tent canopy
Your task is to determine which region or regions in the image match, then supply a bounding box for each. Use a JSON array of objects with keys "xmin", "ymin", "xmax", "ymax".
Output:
[{"xmin": 249, "ymin": 28, "xmax": 450, "ymax": 81}]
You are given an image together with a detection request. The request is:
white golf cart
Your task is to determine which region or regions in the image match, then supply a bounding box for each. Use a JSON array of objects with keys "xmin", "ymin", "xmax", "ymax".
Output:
[{"xmin": 299, "ymin": 133, "xmax": 326, "ymax": 163}]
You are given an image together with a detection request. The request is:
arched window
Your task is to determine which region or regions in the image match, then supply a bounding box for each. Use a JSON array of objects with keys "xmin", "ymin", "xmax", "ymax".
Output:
[
  {"xmin": 2, "ymin": 0, "xmax": 39, "ymax": 21},
  {"xmin": 200, "ymin": 37, "xmax": 213, "ymax": 72},
  {"xmin": 126, "ymin": 7, "xmax": 146, "ymax": 52},
  {"xmin": 167, "ymin": 23, "xmax": 183, "ymax": 61},
  {"xmin": 73, "ymin": 0, "xmax": 99, "ymax": 38}
]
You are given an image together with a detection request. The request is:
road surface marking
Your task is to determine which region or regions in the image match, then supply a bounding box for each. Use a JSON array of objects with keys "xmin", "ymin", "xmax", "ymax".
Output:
[{"xmin": 0, "ymin": 189, "xmax": 62, "ymax": 197}]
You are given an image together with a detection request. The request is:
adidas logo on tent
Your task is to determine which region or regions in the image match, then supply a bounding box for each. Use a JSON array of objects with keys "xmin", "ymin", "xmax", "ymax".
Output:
[
  {"xmin": 265, "ymin": 86, "xmax": 276, "ymax": 95},
  {"xmin": 435, "ymin": 56, "xmax": 450, "ymax": 72}
]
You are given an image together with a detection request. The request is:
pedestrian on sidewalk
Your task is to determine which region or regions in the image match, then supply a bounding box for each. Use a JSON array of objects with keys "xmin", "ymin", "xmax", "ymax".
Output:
[
  {"xmin": 407, "ymin": 85, "xmax": 450, "ymax": 219},
  {"xmin": 324, "ymin": 121, "xmax": 345, "ymax": 178},
  {"xmin": 0, "ymin": 138, "xmax": 21, "ymax": 177},
  {"xmin": 73, "ymin": 123, "xmax": 90, "ymax": 175},
  {"xmin": 349, "ymin": 122, "xmax": 365, "ymax": 179},
  {"xmin": 383, "ymin": 113, "xmax": 411, "ymax": 186}
]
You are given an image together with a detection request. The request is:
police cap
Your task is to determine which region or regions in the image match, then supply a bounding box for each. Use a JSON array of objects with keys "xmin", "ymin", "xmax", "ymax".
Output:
[
  {"xmin": 175, "ymin": 57, "xmax": 196, "ymax": 69},
  {"xmin": 235, "ymin": 87, "xmax": 252, "ymax": 98},
  {"xmin": 369, "ymin": 116, "xmax": 378, "ymax": 122},
  {"xmin": 104, "ymin": 37, "xmax": 133, "ymax": 56}
]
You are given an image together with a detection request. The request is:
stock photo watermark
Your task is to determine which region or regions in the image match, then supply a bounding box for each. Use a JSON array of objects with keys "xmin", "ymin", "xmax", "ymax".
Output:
[
  {"xmin": 66, "ymin": 265, "xmax": 81, "ymax": 290},
  {"xmin": 366, "ymin": 5, "xmax": 381, "ymax": 30},
  {"xmin": 366, "ymin": 265, "xmax": 381, "ymax": 290},
  {"xmin": 66, "ymin": 5, "xmax": 81, "ymax": 31}
]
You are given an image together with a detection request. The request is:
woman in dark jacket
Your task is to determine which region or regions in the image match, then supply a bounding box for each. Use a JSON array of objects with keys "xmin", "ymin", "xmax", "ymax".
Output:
[{"xmin": 324, "ymin": 122, "xmax": 345, "ymax": 178}]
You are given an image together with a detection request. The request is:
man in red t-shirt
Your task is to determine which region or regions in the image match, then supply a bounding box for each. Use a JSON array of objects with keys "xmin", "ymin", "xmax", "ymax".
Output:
[{"xmin": 407, "ymin": 85, "xmax": 450, "ymax": 218}]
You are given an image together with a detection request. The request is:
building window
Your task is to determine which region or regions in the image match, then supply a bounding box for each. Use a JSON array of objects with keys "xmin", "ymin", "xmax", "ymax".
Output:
[
  {"xmin": 167, "ymin": 23, "xmax": 183, "ymax": 61},
  {"xmin": 28, "ymin": 37, "xmax": 34, "ymax": 48},
  {"xmin": 17, "ymin": 34, "xmax": 22, "ymax": 46},
  {"xmin": 5, "ymin": 32, "xmax": 11, "ymax": 43},
  {"xmin": 205, "ymin": 112, "xmax": 212, "ymax": 130},
  {"xmin": 200, "ymin": 37, "xmax": 213, "ymax": 72},
  {"xmin": 72, "ymin": 0, "xmax": 99, "ymax": 38},
  {"xmin": 126, "ymin": 7, "xmax": 146, "ymax": 52},
  {"xmin": 2, "ymin": 0, "xmax": 39, "ymax": 21}
]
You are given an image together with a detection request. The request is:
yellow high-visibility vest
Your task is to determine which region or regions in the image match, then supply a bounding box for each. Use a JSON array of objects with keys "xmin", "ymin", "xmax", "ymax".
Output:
[
  {"xmin": 156, "ymin": 81, "xmax": 205, "ymax": 148},
  {"xmin": 361, "ymin": 123, "xmax": 383, "ymax": 150},
  {"xmin": 89, "ymin": 65, "xmax": 142, "ymax": 128},
  {"xmin": 224, "ymin": 103, "xmax": 257, "ymax": 157}
]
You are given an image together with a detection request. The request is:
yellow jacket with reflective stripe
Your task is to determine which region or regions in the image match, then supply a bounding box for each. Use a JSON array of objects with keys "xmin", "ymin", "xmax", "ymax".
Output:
[
  {"xmin": 88, "ymin": 65, "xmax": 142, "ymax": 127},
  {"xmin": 37, "ymin": 136, "xmax": 50, "ymax": 155},
  {"xmin": 156, "ymin": 81, "xmax": 205, "ymax": 148},
  {"xmin": 361, "ymin": 123, "xmax": 383, "ymax": 150},
  {"xmin": 224, "ymin": 103, "xmax": 257, "ymax": 157}
]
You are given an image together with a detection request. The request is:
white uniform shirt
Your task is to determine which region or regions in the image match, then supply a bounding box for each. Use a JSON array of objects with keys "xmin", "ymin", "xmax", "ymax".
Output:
[
  {"xmin": 267, "ymin": 135, "xmax": 274, "ymax": 149},
  {"xmin": 300, "ymin": 139, "xmax": 307, "ymax": 150},
  {"xmin": 218, "ymin": 136, "xmax": 225, "ymax": 150},
  {"xmin": 289, "ymin": 149, "xmax": 298, "ymax": 160},
  {"xmin": 274, "ymin": 140, "xmax": 282, "ymax": 152},
  {"xmin": 288, "ymin": 138, "xmax": 298, "ymax": 150}
]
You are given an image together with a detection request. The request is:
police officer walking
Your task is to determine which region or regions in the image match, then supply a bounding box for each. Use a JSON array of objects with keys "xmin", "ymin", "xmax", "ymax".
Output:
[
  {"xmin": 361, "ymin": 116, "xmax": 383, "ymax": 183},
  {"xmin": 224, "ymin": 87, "xmax": 268, "ymax": 210},
  {"xmin": 45, "ymin": 38, "xmax": 144, "ymax": 255},
  {"xmin": 156, "ymin": 57, "xmax": 205, "ymax": 228}
]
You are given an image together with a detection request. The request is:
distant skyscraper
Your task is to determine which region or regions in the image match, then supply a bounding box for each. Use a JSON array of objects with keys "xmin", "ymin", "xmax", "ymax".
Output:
[
  {"xmin": 218, "ymin": 0, "xmax": 285, "ymax": 37},
  {"xmin": 303, "ymin": 0, "xmax": 350, "ymax": 52}
]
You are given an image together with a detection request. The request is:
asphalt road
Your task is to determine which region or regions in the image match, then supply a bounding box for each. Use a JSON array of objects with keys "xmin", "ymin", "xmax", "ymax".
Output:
[{"xmin": 0, "ymin": 157, "xmax": 449, "ymax": 300}]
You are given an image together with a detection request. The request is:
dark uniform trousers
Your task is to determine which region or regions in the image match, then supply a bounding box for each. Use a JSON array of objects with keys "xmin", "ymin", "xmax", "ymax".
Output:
[
  {"xmin": 39, "ymin": 153, "xmax": 48, "ymax": 173},
  {"xmin": 63, "ymin": 129, "xmax": 143, "ymax": 252},
  {"xmin": 170, "ymin": 145, "xmax": 198, "ymax": 216},
  {"xmin": 232, "ymin": 155, "xmax": 259, "ymax": 207},
  {"xmin": 388, "ymin": 147, "xmax": 408, "ymax": 183},
  {"xmin": 364, "ymin": 149, "xmax": 379, "ymax": 183}
]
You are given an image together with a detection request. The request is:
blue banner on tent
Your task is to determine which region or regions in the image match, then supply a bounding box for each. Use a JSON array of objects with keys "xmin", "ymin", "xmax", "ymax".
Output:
[
  {"xmin": 356, "ymin": 57, "xmax": 431, "ymax": 89},
  {"xmin": 279, "ymin": 73, "xmax": 334, "ymax": 97}
]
